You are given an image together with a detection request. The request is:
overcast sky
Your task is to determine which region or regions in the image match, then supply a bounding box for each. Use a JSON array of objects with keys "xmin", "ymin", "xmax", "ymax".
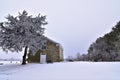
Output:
[{"xmin": 0, "ymin": 0, "xmax": 120, "ymax": 58}]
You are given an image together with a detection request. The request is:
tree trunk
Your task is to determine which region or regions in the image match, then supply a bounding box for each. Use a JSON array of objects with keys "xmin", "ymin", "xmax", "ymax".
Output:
[{"xmin": 22, "ymin": 46, "xmax": 28, "ymax": 65}]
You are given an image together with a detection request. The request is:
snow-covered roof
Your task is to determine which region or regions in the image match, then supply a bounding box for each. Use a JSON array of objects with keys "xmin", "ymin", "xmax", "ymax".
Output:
[
  {"xmin": 45, "ymin": 37, "xmax": 63, "ymax": 50},
  {"xmin": 45, "ymin": 37, "xmax": 58, "ymax": 44}
]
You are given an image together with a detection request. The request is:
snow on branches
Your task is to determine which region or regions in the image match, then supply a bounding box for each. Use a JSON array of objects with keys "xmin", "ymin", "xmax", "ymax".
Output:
[{"xmin": 0, "ymin": 10, "xmax": 48, "ymax": 54}]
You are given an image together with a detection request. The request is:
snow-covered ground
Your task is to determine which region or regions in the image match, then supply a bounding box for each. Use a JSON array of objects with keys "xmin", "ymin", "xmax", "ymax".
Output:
[{"xmin": 0, "ymin": 62, "xmax": 120, "ymax": 80}]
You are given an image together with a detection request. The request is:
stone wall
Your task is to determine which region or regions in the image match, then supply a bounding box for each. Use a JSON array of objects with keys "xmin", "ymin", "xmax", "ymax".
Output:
[{"xmin": 27, "ymin": 39, "xmax": 64, "ymax": 63}]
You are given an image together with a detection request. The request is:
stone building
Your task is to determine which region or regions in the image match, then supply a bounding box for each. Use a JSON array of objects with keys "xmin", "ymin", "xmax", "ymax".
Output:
[{"xmin": 27, "ymin": 38, "xmax": 64, "ymax": 63}]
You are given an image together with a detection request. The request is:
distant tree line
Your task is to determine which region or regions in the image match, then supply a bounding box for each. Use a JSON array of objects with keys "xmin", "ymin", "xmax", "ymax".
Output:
[{"xmin": 66, "ymin": 21, "xmax": 120, "ymax": 62}]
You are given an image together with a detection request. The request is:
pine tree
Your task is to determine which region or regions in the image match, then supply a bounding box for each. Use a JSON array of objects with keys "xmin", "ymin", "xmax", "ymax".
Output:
[{"xmin": 0, "ymin": 11, "xmax": 48, "ymax": 65}]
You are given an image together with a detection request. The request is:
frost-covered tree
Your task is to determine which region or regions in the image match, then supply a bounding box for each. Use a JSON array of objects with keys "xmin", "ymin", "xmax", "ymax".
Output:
[
  {"xmin": 76, "ymin": 52, "xmax": 81, "ymax": 61},
  {"xmin": 0, "ymin": 11, "xmax": 47, "ymax": 65},
  {"xmin": 88, "ymin": 21, "xmax": 120, "ymax": 61}
]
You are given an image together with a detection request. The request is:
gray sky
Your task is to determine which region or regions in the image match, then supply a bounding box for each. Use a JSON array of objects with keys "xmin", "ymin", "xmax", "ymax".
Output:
[{"xmin": 0, "ymin": 0, "xmax": 120, "ymax": 58}]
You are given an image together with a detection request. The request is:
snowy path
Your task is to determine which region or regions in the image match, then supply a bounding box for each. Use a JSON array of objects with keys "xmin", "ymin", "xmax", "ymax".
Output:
[{"xmin": 0, "ymin": 62, "xmax": 120, "ymax": 80}]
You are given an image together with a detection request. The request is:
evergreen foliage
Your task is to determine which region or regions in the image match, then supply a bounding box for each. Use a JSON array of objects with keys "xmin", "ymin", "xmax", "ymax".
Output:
[{"xmin": 88, "ymin": 21, "xmax": 120, "ymax": 61}]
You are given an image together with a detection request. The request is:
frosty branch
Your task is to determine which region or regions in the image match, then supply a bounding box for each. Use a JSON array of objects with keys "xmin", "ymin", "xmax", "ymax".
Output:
[{"xmin": 0, "ymin": 10, "xmax": 48, "ymax": 65}]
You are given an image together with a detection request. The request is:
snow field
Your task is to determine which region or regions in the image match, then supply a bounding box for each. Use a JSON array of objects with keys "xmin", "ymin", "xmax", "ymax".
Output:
[{"xmin": 0, "ymin": 62, "xmax": 120, "ymax": 80}]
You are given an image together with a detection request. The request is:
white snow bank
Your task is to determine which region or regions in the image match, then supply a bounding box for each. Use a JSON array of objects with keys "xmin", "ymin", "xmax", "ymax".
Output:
[{"xmin": 0, "ymin": 62, "xmax": 120, "ymax": 80}]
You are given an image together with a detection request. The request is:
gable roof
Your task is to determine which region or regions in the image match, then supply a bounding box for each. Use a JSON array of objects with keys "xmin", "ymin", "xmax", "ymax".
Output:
[{"xmin": 45, "ymin": 37, "xmax": 63, "ymax": 50}]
